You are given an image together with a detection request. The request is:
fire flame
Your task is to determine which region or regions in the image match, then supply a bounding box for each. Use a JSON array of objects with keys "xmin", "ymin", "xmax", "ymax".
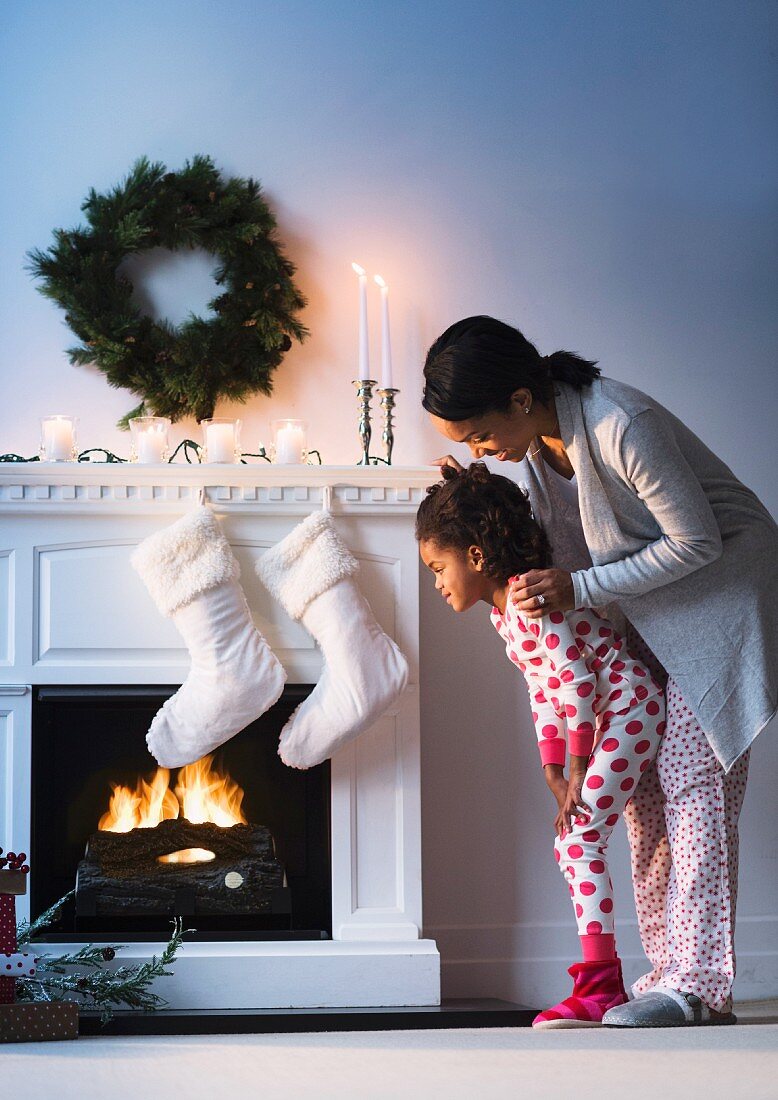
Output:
[
  {"xmin": 175, "ymin": 757, "xmax": 247, "ymax": 828},
  {"xmin": 98, "ymin": 767, "xmax": 178, "ymax": 832},
  {"xmin": 99, "ymin": 754, "xmax": 247, "ymax": 832}
]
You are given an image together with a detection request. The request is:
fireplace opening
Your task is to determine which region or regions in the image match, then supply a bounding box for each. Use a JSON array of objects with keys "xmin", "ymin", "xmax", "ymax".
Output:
[{"xmin": 31, "ymin": 686, "xmax": 331, "ymax": 941}]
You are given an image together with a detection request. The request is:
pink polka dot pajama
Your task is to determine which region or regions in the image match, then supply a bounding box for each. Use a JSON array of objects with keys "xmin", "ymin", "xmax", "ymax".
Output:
[
  {"xmin": 554, "ymin": 698, "xmax": 665, "ymax": 937},
  {"xmin": 491, "ymin": 602, "xmax": 665, "ymax": 943},
  {"xmin": 623, "ymin": 627, "xmax": 750, "ymax": 1014}
]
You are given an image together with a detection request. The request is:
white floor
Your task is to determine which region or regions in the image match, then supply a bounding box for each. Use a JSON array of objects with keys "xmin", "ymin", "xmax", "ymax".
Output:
[{"xmin": 4, "ymin": 1001, "xmax": 777, "ymax": 1100}]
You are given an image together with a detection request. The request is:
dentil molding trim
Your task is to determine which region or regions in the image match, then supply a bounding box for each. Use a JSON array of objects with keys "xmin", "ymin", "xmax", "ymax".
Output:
[{"xmin": 0, "ymin": 463, "xmax": 439, "ymax": 513}]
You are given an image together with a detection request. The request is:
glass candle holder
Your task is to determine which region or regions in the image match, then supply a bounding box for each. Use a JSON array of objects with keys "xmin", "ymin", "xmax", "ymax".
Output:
[
  {"xmin": 201, "ymin": 418, "xmax": 241, "ymax": 464},
  {"xmin": 40, "ymin": 415, "xmax": 77, "ymax": 462},
  {"xmin": 271, "ymin": 419, "xmax": 308, "ymax": 464},
  {"xmin": 129, "ymin": 416, "xmax": 170, "ymax": 463}
]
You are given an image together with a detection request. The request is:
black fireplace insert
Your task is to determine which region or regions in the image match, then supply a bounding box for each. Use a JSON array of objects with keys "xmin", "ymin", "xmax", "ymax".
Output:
[{"xmin": 30, "ymin": 685, "xmax": 331, "ymax": 941}]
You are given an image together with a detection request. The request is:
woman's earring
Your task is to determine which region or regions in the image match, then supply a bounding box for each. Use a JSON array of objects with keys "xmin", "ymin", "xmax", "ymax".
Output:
[{"xmin": 524, "ymin": 405, "xmax": 531, "ymax": 415}]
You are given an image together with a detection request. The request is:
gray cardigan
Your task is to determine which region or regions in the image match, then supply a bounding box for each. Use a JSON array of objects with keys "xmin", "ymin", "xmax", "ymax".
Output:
[{"xmin": 519, "ymin": 377, "xmax": 778, "ymax": 771}]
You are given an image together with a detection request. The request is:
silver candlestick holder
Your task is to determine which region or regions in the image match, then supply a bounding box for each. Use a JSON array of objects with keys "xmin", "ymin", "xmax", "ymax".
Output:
[
  {"xmin": 377, "ymin": 388, "xmax": 399, "ymax": 465},
  {"xmin": 353, "ymin": 379, "xmax": 376, "ymax": 465}
]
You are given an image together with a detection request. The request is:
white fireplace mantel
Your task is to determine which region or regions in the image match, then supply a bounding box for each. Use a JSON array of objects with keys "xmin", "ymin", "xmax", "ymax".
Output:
[
  {"xmin": 0, "ymin": 462, "xmax": 441, "ymax": 1009},
  {"xmin": 0, "ymin": 461, "xmax": 436, "ymax": 512}
]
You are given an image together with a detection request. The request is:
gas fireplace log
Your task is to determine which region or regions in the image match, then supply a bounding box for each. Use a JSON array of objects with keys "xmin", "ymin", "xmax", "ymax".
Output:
[{"xmin": 75, "ymin": 819, "xmax": 286, "ymax": 917}]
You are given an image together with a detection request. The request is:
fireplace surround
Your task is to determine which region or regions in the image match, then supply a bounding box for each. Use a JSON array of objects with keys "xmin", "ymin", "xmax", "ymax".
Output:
[{"xmin": 0, "ymin": 463, "xmax": 440, "ymax": 1009}]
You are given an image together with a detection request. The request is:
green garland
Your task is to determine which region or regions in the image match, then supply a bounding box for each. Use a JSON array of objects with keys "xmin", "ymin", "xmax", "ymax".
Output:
[
  {"xmin": 27, "ymin": 156, "xmax": 308, "ymax": 428},
  {"xmin": 15, "ymin": 890, "xmax": 191, "ymax": 1024}
]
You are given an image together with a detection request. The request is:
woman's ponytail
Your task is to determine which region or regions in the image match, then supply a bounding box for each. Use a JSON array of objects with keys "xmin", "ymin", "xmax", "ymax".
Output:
[
  {"xmin": 423, "ymin": 316, "xmax": 599, "ymax": 421},
  {"xmin": 543, "ymin": 350, "xmax": 600, "ymax": 390}
]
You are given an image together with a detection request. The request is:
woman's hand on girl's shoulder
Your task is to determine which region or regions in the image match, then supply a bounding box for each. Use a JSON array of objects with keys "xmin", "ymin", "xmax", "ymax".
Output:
[{"xmin": 510, "ymin": 569, "xmax": 575, "ymax": 619}]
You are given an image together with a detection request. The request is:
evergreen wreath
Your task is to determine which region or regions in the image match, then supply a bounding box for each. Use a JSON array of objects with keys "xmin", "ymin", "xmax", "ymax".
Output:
[{"xmin": 28, "ymin": 156, "xmax": 308, "ymax": 427}]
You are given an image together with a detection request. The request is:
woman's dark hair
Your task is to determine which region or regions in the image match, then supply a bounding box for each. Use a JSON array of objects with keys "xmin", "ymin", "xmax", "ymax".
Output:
[
  {"xmin": 415, "ymin": 463, "xmax": 552, "ymax": 583},
  {"xmin": 422, "ymin": 315, "xmax": 599, "ymax": 421}
]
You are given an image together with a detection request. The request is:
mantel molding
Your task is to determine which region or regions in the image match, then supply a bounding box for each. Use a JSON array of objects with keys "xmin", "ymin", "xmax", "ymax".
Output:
[{"xmin": 0, "ymin": 462, "xmax": 439, "ymax": 514}]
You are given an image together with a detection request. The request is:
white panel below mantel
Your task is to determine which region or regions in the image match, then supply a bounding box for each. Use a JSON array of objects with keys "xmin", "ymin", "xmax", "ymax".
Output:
[
  {"xmin": 0, "ymin": 551, "xmax": 12, "ymax": 665},
  {"xmin": 0, "ymin": 691, "xmax": 31, "ymax": 855},
  {"xmin": 32, "ymin": 538, "xmax": 401, "ymax": 677},
  {"xmin": 355, "ymin": 714, "xmax": 402, "ymax": 910},
  {"xmin": 35, "ymin": 541, "xmax": 183, "ymax": 665}
]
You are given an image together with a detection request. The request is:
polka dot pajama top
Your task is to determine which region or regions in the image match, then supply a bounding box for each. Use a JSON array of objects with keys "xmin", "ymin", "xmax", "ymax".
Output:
[{"xmin": 491, "ymin": 600, "xmax": 666, "ymax": 939}]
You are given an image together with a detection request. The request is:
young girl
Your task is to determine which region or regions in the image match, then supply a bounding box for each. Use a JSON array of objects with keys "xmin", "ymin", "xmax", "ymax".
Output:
[{"xmin": 417, "ymin": 463, "xmax": 666, "ymax": 1029}]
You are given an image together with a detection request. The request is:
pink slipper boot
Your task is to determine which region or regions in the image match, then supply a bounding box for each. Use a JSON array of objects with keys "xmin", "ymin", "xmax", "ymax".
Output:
[{"xmin": 532, "ymin": 958, "xmax": 628, "ymax": 1029}]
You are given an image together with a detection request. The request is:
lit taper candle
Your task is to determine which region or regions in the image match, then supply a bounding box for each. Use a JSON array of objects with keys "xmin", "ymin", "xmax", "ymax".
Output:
[
  {"xmin": 374, "ymin": 274, "xmax": 393, "ymax": 390},
  {"xmin": 351, "ymin": 262, "xmax": 370, "ymax": 380}
]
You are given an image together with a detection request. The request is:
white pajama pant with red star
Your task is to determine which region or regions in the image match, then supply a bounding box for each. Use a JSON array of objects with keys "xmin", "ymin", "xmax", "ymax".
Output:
[
  {"xmin": 554, "ymin": 699, "xmax": 665, "ymax": 937},
  {"xmin": 623, "ymin": 677, "xmax": 750, "ymax": 1013}
]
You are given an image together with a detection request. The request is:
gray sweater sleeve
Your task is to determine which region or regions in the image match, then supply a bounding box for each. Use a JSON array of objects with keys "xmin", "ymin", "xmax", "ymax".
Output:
[{"xmin": 571, "ymin": 408, "xmax": 723, "ymax": 606}]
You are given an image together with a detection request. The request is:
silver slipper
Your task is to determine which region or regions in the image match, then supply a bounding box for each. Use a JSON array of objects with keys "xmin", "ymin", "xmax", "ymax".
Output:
[{"xmin": 602, "ymin": 988, "xmax": 737, "ymax": 1028}]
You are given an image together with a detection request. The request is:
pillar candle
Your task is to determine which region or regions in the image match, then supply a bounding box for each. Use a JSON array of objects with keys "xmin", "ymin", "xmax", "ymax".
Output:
[
  {"xmin": 131, "ymin": 417, "xmax": 169, "ymax": 463},
  {"xmin": 137, "ymin": 430, "xmax": 166, "ymax": 463},
  {"xmin": 41, "ymin": 416, "xmax": 75, "ymax": 461},
  {"xmin": 274, "ymin": 421, "xmax": 306, "ymax": 464},
  {"xmin": 203, "ymin": 420, "xmax": 239, "ymax": 463}
]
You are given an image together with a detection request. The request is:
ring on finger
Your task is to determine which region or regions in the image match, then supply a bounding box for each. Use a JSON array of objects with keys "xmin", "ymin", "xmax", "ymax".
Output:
[{"xmin": 535, "ymin": 593, "xmax": 546, "ymax": 608}]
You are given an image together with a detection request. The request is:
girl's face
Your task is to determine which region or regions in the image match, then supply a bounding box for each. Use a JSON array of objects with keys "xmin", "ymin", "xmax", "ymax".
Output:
[
  {"xmin": 419, "ymin": 538, "xmax": 492, "ymax": 613},
  {"xmin": 429, "ymin": 390, "xmax": 537, "ymax": 463}
]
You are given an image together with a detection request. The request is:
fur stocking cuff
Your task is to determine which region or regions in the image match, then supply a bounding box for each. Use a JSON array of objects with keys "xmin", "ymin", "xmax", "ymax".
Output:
[
  {"xmin": 256, "ymin": 510, "xmax": 358, "ymax": 621},
  {"xmin": 131, "ymin": 505, "xmax": 239, "ymax": 617}
]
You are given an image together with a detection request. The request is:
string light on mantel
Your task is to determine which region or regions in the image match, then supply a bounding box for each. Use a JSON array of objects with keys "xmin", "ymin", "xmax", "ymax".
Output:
[{"xmin": 0, "ymin": 441, "xmax": 324, "ymax": 466}]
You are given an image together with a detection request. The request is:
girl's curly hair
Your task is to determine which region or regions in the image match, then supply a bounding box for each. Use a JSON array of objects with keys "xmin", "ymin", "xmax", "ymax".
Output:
[{"xmin": 415, "ymin": 463, "xmax": 552, "ymax": 582}]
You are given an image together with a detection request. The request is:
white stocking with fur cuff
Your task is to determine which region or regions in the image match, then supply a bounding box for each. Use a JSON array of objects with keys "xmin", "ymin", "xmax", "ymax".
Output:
[
  {"xmin": 131, "ymin": 506, "xmax": 286, "ymax": 768},
  {"xmin": 256, "ymin": 510, "xmax": 409, "ymax": 769}
]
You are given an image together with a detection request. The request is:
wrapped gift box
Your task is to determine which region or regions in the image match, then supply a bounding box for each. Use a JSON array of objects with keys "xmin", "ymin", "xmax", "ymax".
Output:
[{"xmin": 0, "ymin": 1001, "xmax": 80, "ymax": 1043}]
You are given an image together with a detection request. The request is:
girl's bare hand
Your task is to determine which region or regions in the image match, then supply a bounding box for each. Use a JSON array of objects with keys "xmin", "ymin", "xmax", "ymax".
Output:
[
  {"xmin": 546, "ymin": 773, "xmax": 569, "ymax": 814},
  {"xmin": 510, "ymin": 568, "xmax": 575, "ymax": 619},
  {"xmin": 554, "ymin": 773, "xmax": 592, "ymax": 838},
  {"xmin": 431, "ymin": 454, "xmax": 465, "ymax": 473}
]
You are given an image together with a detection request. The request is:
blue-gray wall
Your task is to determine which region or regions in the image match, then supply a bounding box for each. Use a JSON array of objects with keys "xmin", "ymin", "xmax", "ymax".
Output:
[{"xmin": 1, "ymin": 1, "xmax": 776, "ymax": 1002}]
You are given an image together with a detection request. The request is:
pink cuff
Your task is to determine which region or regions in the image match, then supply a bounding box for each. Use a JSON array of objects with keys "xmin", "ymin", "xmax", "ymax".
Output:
[
  {"xmin": 568, "ymin": 728, "xmax": 595, "ymax": 758},
  {"xmin": 539, "ymin": 739, "xmax": 566, "ymax": 767}
]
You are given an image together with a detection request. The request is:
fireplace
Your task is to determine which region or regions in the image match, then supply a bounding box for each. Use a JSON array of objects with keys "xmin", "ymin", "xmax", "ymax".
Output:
[
  {"xmin": 31, "ymin": 685, "xmax": 330, "ymax": 939},
  {"xmin": 0, "ymin": 464, "xmax": 440, "ymax": 1009}
]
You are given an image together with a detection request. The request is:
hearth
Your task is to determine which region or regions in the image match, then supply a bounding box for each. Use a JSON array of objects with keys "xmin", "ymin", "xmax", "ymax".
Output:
[{"xmin": 31, "ymin": 685, "xmax": 330, "ymax": 939}]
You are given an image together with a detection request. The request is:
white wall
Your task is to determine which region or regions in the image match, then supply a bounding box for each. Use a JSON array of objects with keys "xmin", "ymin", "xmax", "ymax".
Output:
[{"xmin": 1, "ymin": 1, "xmax": 776, "ymax": 1004}]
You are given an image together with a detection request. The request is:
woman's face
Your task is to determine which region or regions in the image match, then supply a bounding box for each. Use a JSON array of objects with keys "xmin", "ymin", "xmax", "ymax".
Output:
[{"xmin": 429, "ymin": 392, "xmax": 537, "ymax": 462}]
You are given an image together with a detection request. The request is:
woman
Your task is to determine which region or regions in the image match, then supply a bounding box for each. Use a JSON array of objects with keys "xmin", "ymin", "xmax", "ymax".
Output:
[{"xmin": 423, "ymin": 315, "xmax": 777, "ymax": 1027}]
